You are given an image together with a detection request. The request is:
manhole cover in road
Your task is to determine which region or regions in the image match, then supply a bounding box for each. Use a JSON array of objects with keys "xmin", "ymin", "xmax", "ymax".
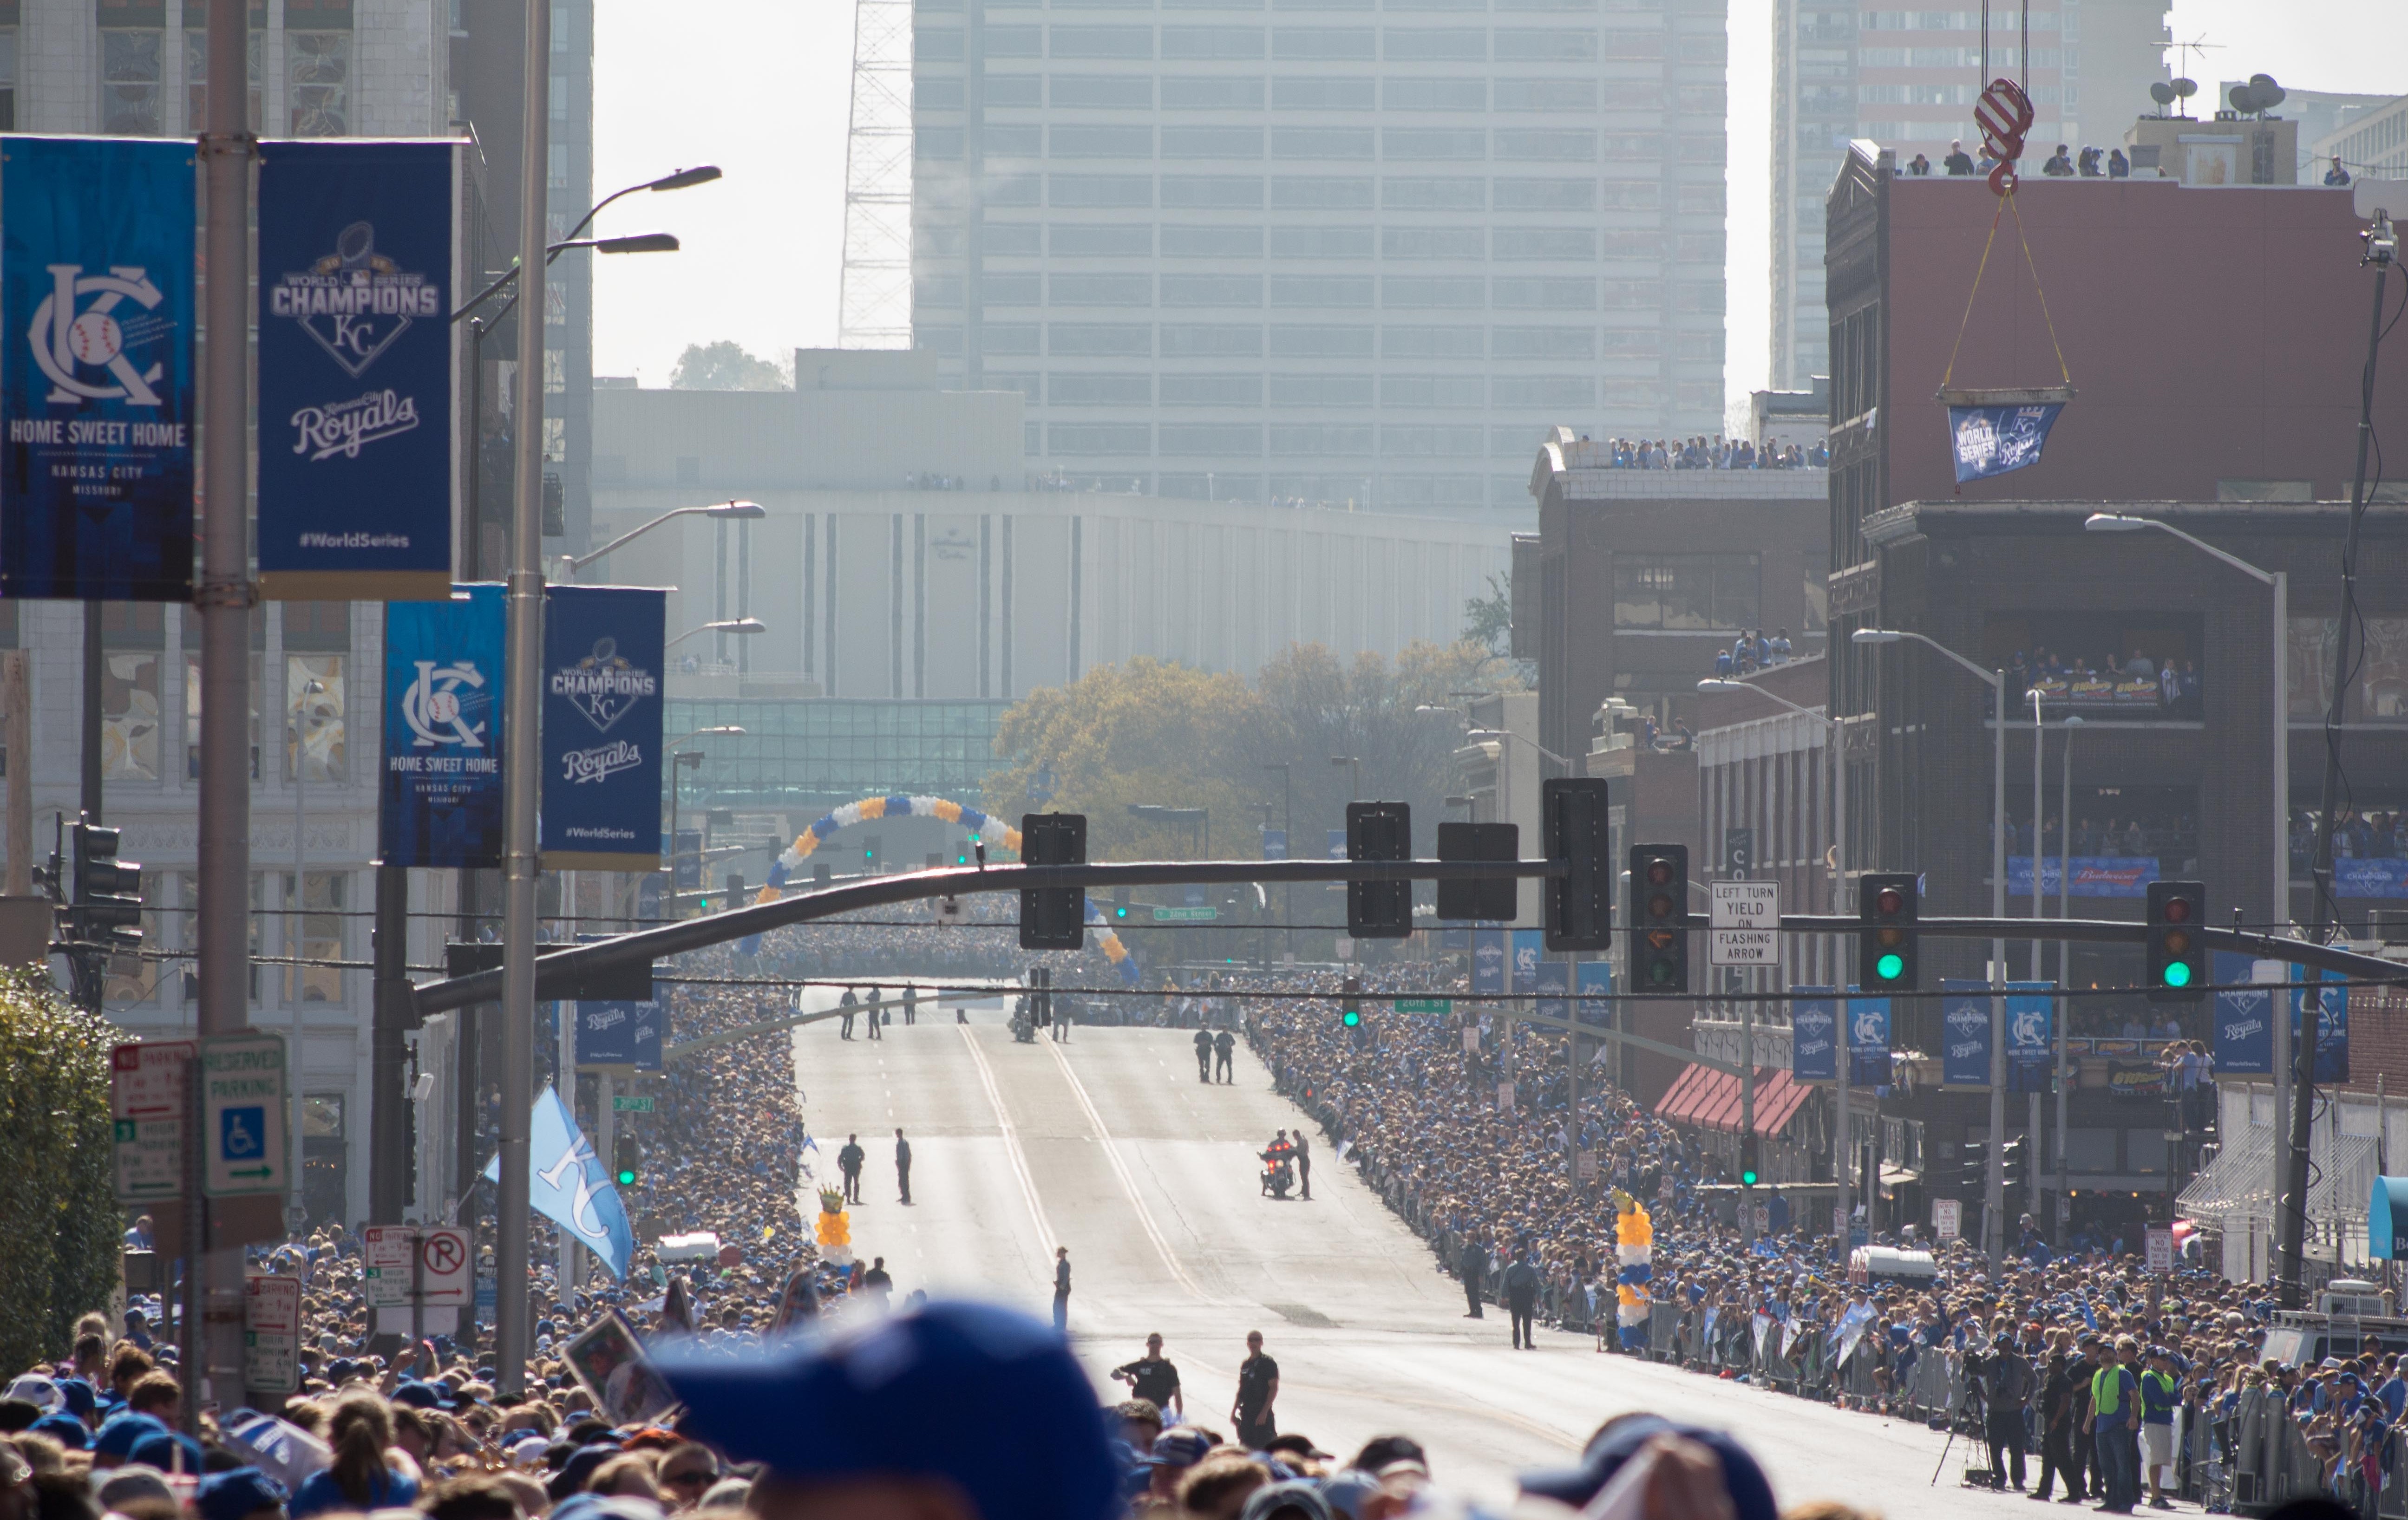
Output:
[{"xmin": 1266, "ymin": 1303, "xmax": 1337, "ymax": 1328}]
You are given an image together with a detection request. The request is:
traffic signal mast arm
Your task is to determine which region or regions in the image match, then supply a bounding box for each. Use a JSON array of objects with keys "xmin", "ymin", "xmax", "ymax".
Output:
[{"xmin": 403, "ymin": 859, "xmax": 2408, "ymax": 1019}]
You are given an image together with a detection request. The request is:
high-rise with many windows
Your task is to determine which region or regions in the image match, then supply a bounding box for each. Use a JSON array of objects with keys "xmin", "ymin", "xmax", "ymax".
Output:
[
  {"xmin": 907, "ymin": 0, "xmax": 1731, "ymax": 515},
  {"xmin": 1768, "ymin": 0, "xmax": 2168, "ymax": 388}
]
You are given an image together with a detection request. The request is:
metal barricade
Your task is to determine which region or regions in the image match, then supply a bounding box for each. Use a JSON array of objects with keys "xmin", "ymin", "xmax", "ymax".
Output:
[
  {"xmin": 2382, "ymin": 1422, "xmax": 2408, "ymax": 1520},
  {"xmin": 2231, "ymin": 1387, "xmax": 2336, "ymax": 1517},
  {"xmin": 1647, "ymin": 1301, "xmax": 1682, "ymax": 1362}
]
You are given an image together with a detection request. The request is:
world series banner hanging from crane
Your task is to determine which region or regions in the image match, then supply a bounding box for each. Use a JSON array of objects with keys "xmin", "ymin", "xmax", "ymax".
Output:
[
  {"xmin": 256, "ymin": 139, "xmax": 457, "ymax": 601},
  {"xmin": 541, "ymin": 584, "xmax": 667, "ymax": 871},
  {"xmin": 1947, "ymin": 402, "xmax": 2066, "ymax": 483},
  {"xmin": 0, "ymin": 136, "xmax": 196, "ymax": 601}
]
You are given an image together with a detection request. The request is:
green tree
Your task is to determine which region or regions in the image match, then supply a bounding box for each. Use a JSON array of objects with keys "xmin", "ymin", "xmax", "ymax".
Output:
[
  {"xmin": 668, "ymin": 341, "xmax": 790, "ymax": 392},
  {"xmin": 1463, "ymin": 573, "xmax": 1513, "ymax": 655},
  {"xmin": 0, "ymin": 969, "xmax": 118, "ymax": 1375}
]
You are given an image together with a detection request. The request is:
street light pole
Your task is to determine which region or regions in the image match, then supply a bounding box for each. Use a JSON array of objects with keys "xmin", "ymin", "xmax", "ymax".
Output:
[
  {"xmin": 495, "ymin": 0, "xmax": 552, "ymax": 1397},
  {"xmin": 2083, "ymin": 513, "xmax": 2289, "ymax": 1282},
  {"xmin": 194, "ymin": 0, "xmax": 257, "ymax": 1420},
  {"xmin": 1851, "ymin": 628, "xmax": 2008, "ymax": 1266},
  {"xmin": 2057, "ymin": 716, "xmax": 2081, "ymax": 1243}
]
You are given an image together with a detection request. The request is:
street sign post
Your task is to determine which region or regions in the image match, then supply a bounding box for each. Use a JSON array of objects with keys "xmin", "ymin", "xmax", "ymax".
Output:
[
  {"xmin": 1709, "ymin": 881, "xmax": 1780, "ymax": 967},
  {"xmin": 418, "ymin": 1226, "xmax": 472, "ymax": 1306},
  {"xmin": 1932, "ymin": 1198, "xmax": 1963, "ymax": 1241},
  {"xmin": 363, "ymin": 1224, "xmax": 417, "ymax": 1308},
  {"xmin": 1393, "ymin": 997, "xmax": 1452, "ymax": 1014},
  {"xmin": 200, "ymin": 1032, "xmax": 288, "ymax": 1197},
  {"xmin": 1150, "ymin": 906, "xmax": 1218, "ymax": 922},
  {"xmin": 244, "ymin": 1272, "xmax": 301, "ymax": 1398},
  {"xmin": 611, "ymin": 1095, "xmax": 654, "ymax": 1113},
  {"xmin": 111, "ymin": 1040, "xmax": 195, "ymax": 1204},
  {"xmin": 2145, "ymin": 1225, "xmax": 2174, "ymax": 1274}
]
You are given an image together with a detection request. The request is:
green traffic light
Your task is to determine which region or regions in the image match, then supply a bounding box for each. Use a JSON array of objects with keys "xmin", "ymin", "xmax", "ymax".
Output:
[
  {"xmin": 1740, "ymin": 1168, "xmax": 1759, "ymax": 1186},
  {"xmin": 1876, "ymin": 952, "xmax": 1904, "ymax": 981},
  {"xmin": 1342, "ymin": 1010, "xmax": 1361, "ymax": 1027},
  {"xmin": 1114, "ymin": 906, "xmax": 1127, "ymax": 918},
  {"xmin": 615, "ymin": 1168, "xmax": 636, "ymax": 1187},
  {"xmin": 2163, "ymin": 961, "xmax": 2192, "ymax": 988}
]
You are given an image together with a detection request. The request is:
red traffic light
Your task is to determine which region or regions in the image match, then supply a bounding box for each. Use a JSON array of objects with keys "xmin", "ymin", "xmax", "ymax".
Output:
[
  {"xmin": 1876, "ymin": 886, "xmax": 1904, "ymax": 915},
  {"xmin": 2163, "ymin": 895, "xmax": 2192, "ymax": 924},
  {"xmin": 1645, "ymin": 859, "xmax": 1674, "ymax": 887}
]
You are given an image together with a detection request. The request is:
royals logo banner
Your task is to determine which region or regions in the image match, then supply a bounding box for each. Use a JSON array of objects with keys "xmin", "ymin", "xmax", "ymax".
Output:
[
  {"xmin": 1940, "ymin": 980, "xmax": 1990, "ymax": 1086},
  {"xmin": 1947, "ymin": 402, "xmax": 2064, "ymax": 483},
  {"xmin": 2212, "ymin": 951, "xmax": 2274, "ymax": 1076},
  {"xmin": 576, "ymin": 999, "xmax": 666, "ymax": 1072},
  {"xmin": 1, "ymin": 137, "xmax": 195, "ymax": 600},
  {"xmin": 2007, "ymin": 982, "xmax": 2055, "ymax": 1092},
  {"xmin": 257, "ymin": 140, "xmax": 456, "ymax": 600},
  {"xmin": 1534, "ymin": 959, "xmax": 1569, "ymax": 1024},
  {"xmin": 542, "ymin": 584, "xmax": 666, "ymax": 870},
  {"xmin": 380, "ymin": 585, "xmax": 504, "ymax": 868},
  {"xmin": 1471, "ymin": 931, "xmax": 1506, "ymax": 996},
  {"xmin": 1575, "ymin": 961, "xmax": 1612, "ymax": 1030},
  {"xmin": 1791, "ymin": 988, "xmax": 1837, "ymax": 1082},
  {"xmin": 1847, "ymin": 993, "xmax": 1891, "ymax": 1089}
]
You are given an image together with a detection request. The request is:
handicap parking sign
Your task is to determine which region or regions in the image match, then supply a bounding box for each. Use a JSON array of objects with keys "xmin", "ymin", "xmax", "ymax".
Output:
[{"xmin": 221, "ymin": 1105, "xmax": 266, "ymax": 1160}]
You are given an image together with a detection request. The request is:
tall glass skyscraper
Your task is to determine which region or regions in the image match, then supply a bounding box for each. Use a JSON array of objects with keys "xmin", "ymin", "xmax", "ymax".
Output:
[{"xmin": 907, "ymin": 0, "xmax": 1731, "ymax": 515}]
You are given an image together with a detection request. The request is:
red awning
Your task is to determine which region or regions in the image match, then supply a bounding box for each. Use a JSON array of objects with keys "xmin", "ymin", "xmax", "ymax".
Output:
[{"xmin": 1652, "ymin": 1063, "xmax": 1814, "ymax": 1137}]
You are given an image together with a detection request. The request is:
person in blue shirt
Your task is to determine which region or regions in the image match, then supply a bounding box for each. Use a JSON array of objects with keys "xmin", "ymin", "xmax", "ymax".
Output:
[
  {"xmin": 287, "ymin": 1394, "xmax": 419, "ymax": 1519},
  {"xmin": 2376, "ymin": 1356, "xmax": 2407, "ymax": 1422},
  {"xmin": 2139, "ymin": 1348, "xmax": 2180, "ymax": 1508}
]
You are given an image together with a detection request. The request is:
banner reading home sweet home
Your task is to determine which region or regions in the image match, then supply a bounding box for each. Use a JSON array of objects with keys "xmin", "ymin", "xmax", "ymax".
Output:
[
  {"xmin": 379, "ymin": 586, "xmax": 504, "ymax": 869},
  {"xmin": 257, "ymin": 140, "xmax": 457, "ymax": 600},
  {"xmin": 542, "ymin": 585, "xmax": 667, "ymax": 870},
  {"xmin": 1, "ymin": 137, "xmax": 195, "ymax": 600}
]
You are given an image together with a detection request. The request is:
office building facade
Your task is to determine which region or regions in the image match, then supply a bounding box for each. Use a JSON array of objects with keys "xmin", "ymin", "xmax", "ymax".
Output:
[
  {"xmin": 908, "ymin": 0, "xmax": 1731, "ymax": 514},
  {"xmin": 1768, "ymin": 0, "xmax": 2169, "ymax": 387}
]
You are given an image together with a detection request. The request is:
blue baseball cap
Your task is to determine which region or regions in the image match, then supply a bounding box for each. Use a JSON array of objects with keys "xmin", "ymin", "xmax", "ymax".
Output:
[
  {"xmin": 29, "ymin": 1413, "xmax": 89, "ymax": 1449},
  {"xmin": 196, "ymin": 1467, "xmax": 290, "ymax": 1520},
  {"xmin": 656, "ymin": 1298, "xmax": 1117, "ymax": 1520},
  {"xmin": 54, "ymin": 1379, "xmax": 97, "ymax": 1421},
  {"xmin": 128, "ymin": 1429, "xmax": 206, "ymax": 1474},
  {"xmin": 94, "ymin": 1412, "xmax": 167, "ymax": 1461}
]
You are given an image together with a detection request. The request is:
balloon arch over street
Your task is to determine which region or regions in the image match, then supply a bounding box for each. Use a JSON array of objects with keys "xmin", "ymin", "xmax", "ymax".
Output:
[{"xmin": 752, "ymin": 794, "xmax": 1138, "ymax": 980}]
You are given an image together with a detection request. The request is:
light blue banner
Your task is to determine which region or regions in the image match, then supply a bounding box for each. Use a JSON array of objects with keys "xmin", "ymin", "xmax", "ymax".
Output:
[
  {"xmin": 1575, "ymin": 961, "xmax": 1612, "ymax": 1030},
  {"xmin": 1940, "ymin": 980, "xmax": 1989, "ymax": 1086},
  {"xmin": 1472, "ymin": 930, "xmax": 1506, "ymax": 996},
  {"xmin": 1791, "ymin": 987, "xmax": 1837, "ymax": 1082},
  {"xmin": 1847, "ymin": 993, "xmax": 1890, "ymax": 1089},
  {"xmin": 483, "ymin": 1085, "xmax": 633, "ymax": 1279},
  {"xmin": 2212, "ymin": 950, "xmax": 2273, "ymax": 1075},
  {"xmin": 1511, "ymin": 930, "xmax": 1543, "ymax": 992}
]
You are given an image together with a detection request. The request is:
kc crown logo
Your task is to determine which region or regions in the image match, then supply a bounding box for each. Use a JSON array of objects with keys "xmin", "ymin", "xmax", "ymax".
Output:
[
  {"xmin": 400, "ymin": 659, "xmax": 487, "ymax": 749},
  {"xmin": 550, "ymin": 638, "xmax": 657, "ymax": 734},
  {"xmin": 32, "ymin": 263, "xmax": 170, "ymax": 405},
  {"xmin": 269, "ymin": 221, "xmax": 439, "ymax": 379}
]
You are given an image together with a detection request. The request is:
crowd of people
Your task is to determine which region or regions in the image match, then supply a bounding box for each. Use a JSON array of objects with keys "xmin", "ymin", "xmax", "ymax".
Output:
[
  {"xmin": 1905, "ymin": 140, "xmax": 2135, "ymax": 180},
  {"xmin": 2292, "ymin": 809, "xmax": 2408, "ymax": 869},
  {"xmin": 1573, "ymin": 435, "xmax": 1827, "ymax": 470},
  {"xmin": 2008, "ymin": 648, "xmax": 2203, "ymax": 719},
  {"xmin": 1712, "ymin": 628, "xmax": 1798, "ymax": 679}
]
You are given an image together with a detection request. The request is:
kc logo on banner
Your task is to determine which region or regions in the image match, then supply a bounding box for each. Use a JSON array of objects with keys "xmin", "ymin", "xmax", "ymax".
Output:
[
  {"xmin": 380, "ymin": 586, "xmax": 504, "ymax": 869},
  {"xmin": 542, "ymin": 585, "xmax": 667, "ymax": 870},
  {"xmin": 257, "ymin": 140, "xmax": 456, "ymax": 601},
  {"xmin": 1, "ymin": 137, "xmax": 196, "ymax": 600}
]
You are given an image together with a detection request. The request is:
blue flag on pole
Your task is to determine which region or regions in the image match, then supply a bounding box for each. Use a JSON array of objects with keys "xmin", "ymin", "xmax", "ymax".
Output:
[
  {"xmin": 1791, "ymin": 988, "xmax": 1837, "ymax": 1081},
  {"xmin": 483, "ymin": 1086, "xmax": 634, "ymax": 1279},
  {"xmin": 1939, "ymin": 980, "xmax": 1990, "ymax": 1086},
  {"xmin": 2212, "ymin": 951, "xmax": 2274, "ymax": 1076}
]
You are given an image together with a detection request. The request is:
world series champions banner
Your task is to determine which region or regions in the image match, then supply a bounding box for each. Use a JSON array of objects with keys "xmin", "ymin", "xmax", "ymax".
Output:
[
  {"xmin": 542, "ymin": 585, "xmax": 666, "ymax": 870},
  {"xmin": 257, "ymin": 140, "xmax": 456, "ymax": 600},
  {"xmin": 379, "ymin": 585, "xmax": 504, "ymax": 869},
  {"xmin": 1, "ymin": 137, "xmax": 196, "ymax": 600}
]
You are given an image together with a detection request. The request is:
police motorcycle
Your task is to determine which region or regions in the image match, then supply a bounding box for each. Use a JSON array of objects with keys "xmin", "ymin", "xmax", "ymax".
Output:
[
  {"xmin": 1259, "ymin": 1136, "xmax": 1297, "ymax": 1200},
  {"xmin": 1010, "ymin": 992, "xmax": 1037, "ymax": 1043}
]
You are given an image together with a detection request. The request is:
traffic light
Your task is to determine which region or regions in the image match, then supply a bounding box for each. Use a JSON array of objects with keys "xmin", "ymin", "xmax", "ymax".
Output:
[
  {"xmin": 1112, "ymin": 887, "xmax": 1130, "ymax": 921},
  {"xmin": 1739, "ymin": 1132, "xmax": 1761, "ymax": 1188},
  {"xmin": 1959, "ymin": 1139, "xmax": 1989, "ymax": 1196},
  {"xmin": 1345, "ymin": 801, "xmax": 1412, "ymax": 939},
  {"xmin": 862, "ymin": 834, "xmax": 881, "ymax": 868},
  {"xmin": 1018, "ymin": 813, "xmax": 1087, "ymax": 950},
  {"xmin": 726, "ymin": 874, "xmax": 745, "ymax": 913},
  {"xmin": 71, "ymin": 819, "xmax": 143, "ymax": 953},
  {"xmin": 1626, "ymin": 845, "xmax": 1688, "ymax": 992},
  {"xmin": 956, "ymin": 840, "xmax": 973, "ymax": 867},
  {"xmin": 1543, "ymin": 778, "xmax": 1612, "ymax": 952},
  {"xmin": 1340, "ymin": 973, "xmax": 1362, "ymax": 1030},
  {"xmin": 612, "ymin": 1132, "xmax": 640, "ymax": 1188},
  {"xmin": 1435, "ymin": 821, "xmax": 1517, "ymax": 923},
  {"xmin": 1858, "ymin": 873, "xmax": 1919, "ymax": 991},
  {"xmin": 812, "ymin": 863, "xmax": 831, "ymax": 889},
  {"xmin": 2146, "ymin": 880, "xmax": 2206, "ymax": 1001}
]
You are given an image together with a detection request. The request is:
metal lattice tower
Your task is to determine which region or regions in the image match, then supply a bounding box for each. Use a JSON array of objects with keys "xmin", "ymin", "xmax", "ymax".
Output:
[{"xmin": 838, "ymin": 0, "xmax": 914, "ymax": 349}]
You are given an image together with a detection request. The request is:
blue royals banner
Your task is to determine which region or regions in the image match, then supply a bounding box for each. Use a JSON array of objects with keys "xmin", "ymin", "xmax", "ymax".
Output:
[
  {"xmin": 2213, "ymin": 954, "xmax": 2349, "ymax": 1081},
  {"xmin": 1947, "ymin": 402, "xmax": 2065, "ymax": 483},
  {"xmin": 1575, "ymin": 961, "xmax": 1613, "ymax": 1030},
  {"xmin": 1791, "ymin": 988, "xmax": 1837, "ymax": 1082},
  {"xmin": 576, "ymin": 998, "xmax": 666, "ymax": 1072},
  {"xmin": 1848, "ymin": 993, "xmax": 1891, "ymax": 1089},
  {"xmin": 1940, "ymin": 981, "xmax": 2055, "ymax": 1089},
  {"xmin": 1472, "ymin": 931, "xmax": 1506, "ymax": 996},
  {"xmin": 256, "ymin": 140, "xmax": 455, "ymax": 601},
  {"xmin": 2, "ymin": 137, "xmax": 196, "ymax": 600},
  {"xmin": 379, "ymin": 586, "xmax": 504, "ymax": 869},
  {"xmin": 542, "ymin": 585, "xmax": 667, "ymax": 870}
]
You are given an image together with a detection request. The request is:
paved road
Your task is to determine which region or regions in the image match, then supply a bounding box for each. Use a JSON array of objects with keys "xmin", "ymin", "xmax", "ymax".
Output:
[{"xmin": 789, "ymin": 987, "xmax": 2045, "ymax": 1516}]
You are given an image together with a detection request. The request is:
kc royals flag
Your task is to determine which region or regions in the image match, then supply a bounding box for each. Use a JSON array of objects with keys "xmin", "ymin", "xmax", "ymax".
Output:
[
  {"xmin": 1472, "ymin": 931, "xmax": 1507, "ymax": 996},
  {"xmin": 2211, "ymin": 951, "xmax": 2275, "ymax": 1076},
  {"xmin": 1, "ymin": 137, "xmax": 196, "ymax": 600},
  {"xmin": 1940, "ymin": 980, "xmax": 1990, "ymax": 1086},
  {"xmin": 2007, "ymin": 982, "xmax": 2055, "ymax": 1092},
  {"xmin": 380, "ymin": 585, "xmax": 505, "ymax": 868},
  {"xmin": 484, "ymin": 1086, "xmax": 633, "ymax": 1279},
  {"xmin": 1947, "ymin": 402, "xmax": 2065, "ymax": 483},
  {"xmin": 1791, "ymin": 987, "xmax": 1837, "ymax": 1081},
  {"xmin": 1847, "ymin": 992, "xmax": 1891, "ymax": 1089},
  {"xmin": 542, "ymin": 584, "xmax": 667, "ymax": 870},
  {"xmin": 257, "ymin": 140, "xmax": 456, "ymax": 600}
]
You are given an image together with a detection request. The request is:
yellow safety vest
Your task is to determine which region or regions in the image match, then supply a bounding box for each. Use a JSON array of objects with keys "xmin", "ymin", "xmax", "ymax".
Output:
[{"xmin": 2093, "ymin": 1364, "xmax": 2128, "ymax": 1419}]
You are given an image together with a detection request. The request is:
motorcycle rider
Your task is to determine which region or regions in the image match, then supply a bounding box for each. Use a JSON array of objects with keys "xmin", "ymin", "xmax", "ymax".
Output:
[{"xmin": 1259, "ymin": 1129, "xmax": 1297, "ymax": 1197}]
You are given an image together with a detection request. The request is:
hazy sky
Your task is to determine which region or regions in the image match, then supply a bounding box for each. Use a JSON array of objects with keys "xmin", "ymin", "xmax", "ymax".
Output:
[{"xmin": 591, "ymin": 0, "xmax": 2408, "ymax": 410}]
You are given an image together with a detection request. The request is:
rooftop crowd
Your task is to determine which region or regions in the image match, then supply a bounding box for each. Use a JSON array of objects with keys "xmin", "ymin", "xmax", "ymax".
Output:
[{"xmin": 1579, "ymin": 436, "xmax": 1827, "ymax": 471}]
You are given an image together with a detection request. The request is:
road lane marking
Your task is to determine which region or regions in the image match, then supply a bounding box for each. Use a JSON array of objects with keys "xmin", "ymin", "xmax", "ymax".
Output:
[
  {"xmin": 1042, "ymin": 1034, "xmax": 1211, "ymax": 1302},
  {"xmin": 956, "ymin": 1024, "xmax": 1060, "ymax": 1283}
]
